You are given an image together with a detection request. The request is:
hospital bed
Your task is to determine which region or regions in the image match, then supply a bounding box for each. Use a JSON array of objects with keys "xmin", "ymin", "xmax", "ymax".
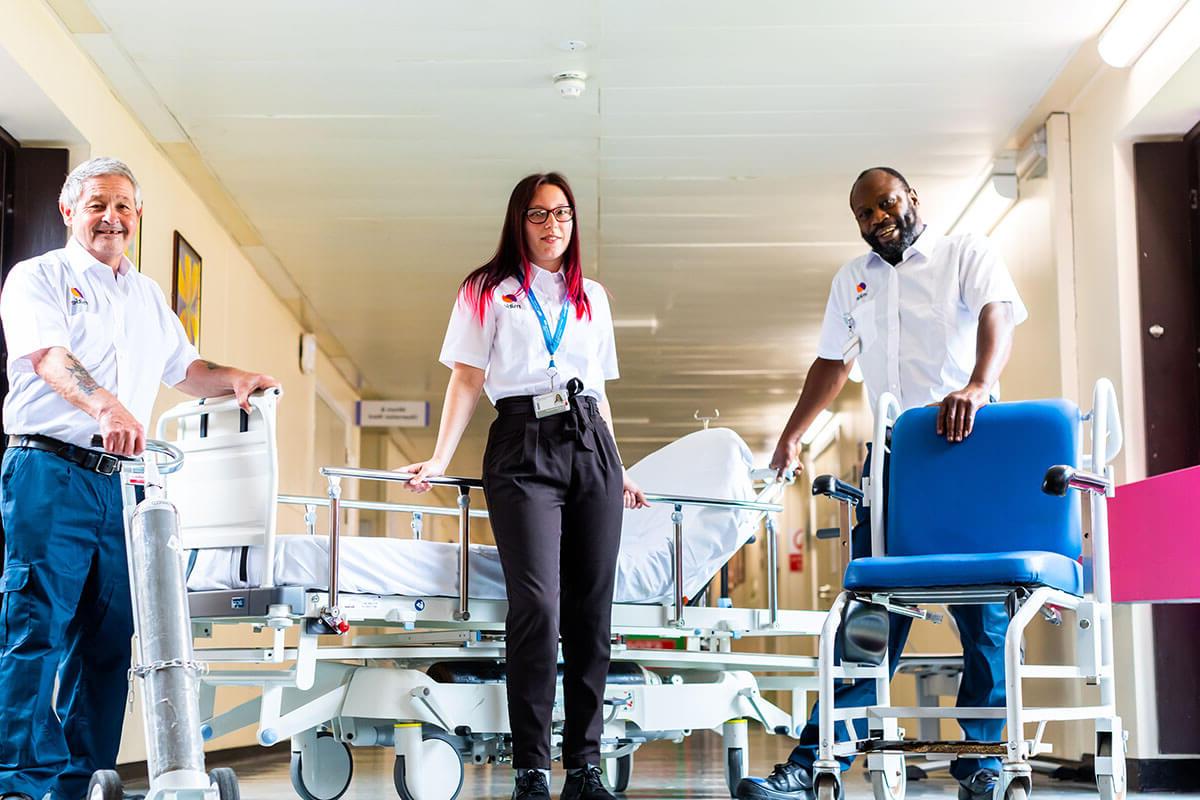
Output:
[
  {"xmin": 808, "ymin": 379, "xmax": 1126, "ymax": 800},
  {"xmin": 157, "ymin": 390, "xmax": 831, "ymax": 800}
]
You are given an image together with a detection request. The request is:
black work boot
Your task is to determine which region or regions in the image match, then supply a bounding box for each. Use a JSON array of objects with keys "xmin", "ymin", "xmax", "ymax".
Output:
[
  {"xmin": 560, "ymin": 765, "xmax": 615, "ymax": 800},
  {"xmin": 513, "ymin": 770, "xmax": 551, "ymax": 800},
  {"xmin": 735, "ymin": 761, "xmax": 814, "ymax": 800}
]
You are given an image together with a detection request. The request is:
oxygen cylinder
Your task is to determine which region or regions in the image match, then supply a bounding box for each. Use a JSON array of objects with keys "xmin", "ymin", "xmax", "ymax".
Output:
[{"xmin": 129, "ymin": 497, "xmax": 207, "ymax": 779}]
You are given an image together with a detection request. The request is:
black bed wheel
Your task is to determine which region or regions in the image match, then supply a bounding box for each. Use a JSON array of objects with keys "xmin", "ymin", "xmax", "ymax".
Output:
[
  {"xmin": 291, "ymin": 732, "xmax": 354, "ymax": 800},
  {"xmin": 602, "ymin": 752, "xmax": 633, "ymax": 793}
]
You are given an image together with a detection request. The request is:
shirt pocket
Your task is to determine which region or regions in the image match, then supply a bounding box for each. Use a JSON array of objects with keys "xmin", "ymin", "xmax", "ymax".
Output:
[
  {"xmin": 67, "ymin": 311, "xmax": 115, "ymax": 370},
  {"xmin": 849, "ymin": 300, "xmax": 879, "ymax": 358}
]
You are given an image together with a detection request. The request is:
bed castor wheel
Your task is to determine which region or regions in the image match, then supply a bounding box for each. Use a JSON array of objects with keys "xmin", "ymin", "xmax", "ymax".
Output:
[
  {"xmin": 393, "ymin": 729, "xmax": 464, "ymax": 800},
  {"xmin": 291, "ymin": 731, "xmax": 353, "ymax": 800},
  {"xmin": 602, "ymin": 752, "xmax": 633, "ymax": 793}
]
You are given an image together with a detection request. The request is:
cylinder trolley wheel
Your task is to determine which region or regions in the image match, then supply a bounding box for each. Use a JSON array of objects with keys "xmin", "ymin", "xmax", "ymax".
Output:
[
  {"xmin": 210, "ymin": 767, "xmax": 241, "ymax": 800},
  {"xmin": 88, "ymin": 770, "xmax": 124, "ymax": 800}
]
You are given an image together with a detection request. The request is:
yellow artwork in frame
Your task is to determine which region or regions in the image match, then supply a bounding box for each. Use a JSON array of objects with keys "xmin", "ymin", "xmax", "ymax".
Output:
[{"xmin": 172, "ymin": 231, "xmax": 202, "ymax": 347}]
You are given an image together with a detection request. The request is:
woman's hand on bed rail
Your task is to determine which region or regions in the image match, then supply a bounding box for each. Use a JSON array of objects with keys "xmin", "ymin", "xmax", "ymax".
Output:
[
  {"xmin": 396, "ymin": 457, "xmax": 447, "ymax": 493},
  {"xmin": 623, "ymin": 470, "xmax": 650, "ymax": 509}
]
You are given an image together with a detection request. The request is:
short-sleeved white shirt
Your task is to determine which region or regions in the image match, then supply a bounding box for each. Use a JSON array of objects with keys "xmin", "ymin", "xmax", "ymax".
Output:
[
  {"xmin": 1, "ymin": 237, "xmax": 201, "ymax": 446},
  {"xmin": 816, "ymin": 230, "xmax": 1027, "ymax": 414},
  {"xmin": 438, "ymin": 265, "xmax": 619, "ymax": 405}
]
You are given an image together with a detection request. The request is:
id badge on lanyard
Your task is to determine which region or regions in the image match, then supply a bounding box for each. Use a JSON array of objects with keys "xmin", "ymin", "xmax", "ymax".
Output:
[{"xmin": 526, "ymin": 289, "xmax": 574, "ymax": 418}]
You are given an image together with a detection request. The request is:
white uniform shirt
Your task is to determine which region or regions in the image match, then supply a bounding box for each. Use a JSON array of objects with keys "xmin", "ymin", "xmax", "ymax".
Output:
[
  {"xmin": 1, "ymin": 237, "xmax": 201, "ymax": 447},
  {"xmin": 439, "ymin": 265, "xmax": 619, "ymax": 405},
  {"xmin": 816, "ymin": 230, "xmax": 1027, "ymax": 413}
]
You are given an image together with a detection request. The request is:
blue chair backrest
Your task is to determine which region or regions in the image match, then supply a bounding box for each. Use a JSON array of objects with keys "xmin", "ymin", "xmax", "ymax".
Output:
[{"xmin": 886, "ymin": 399, "xmax": 1082, "ymax": 559}]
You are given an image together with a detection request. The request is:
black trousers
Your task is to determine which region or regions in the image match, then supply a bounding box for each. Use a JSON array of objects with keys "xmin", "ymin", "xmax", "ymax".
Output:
[{"xmin": 482, "ymin": 394, "xmax": 624, "ymax": 770}]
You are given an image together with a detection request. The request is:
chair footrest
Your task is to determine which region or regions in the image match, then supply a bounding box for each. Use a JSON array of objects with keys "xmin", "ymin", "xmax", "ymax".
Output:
[{"xmin": 857, "ymin": 740, "xmax": 1007, "ymax": 756}]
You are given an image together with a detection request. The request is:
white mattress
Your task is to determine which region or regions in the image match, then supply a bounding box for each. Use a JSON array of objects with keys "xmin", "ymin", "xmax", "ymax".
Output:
[{"xmin": 186, "ymin": 428, "xmax": 759, "ymax": 605}]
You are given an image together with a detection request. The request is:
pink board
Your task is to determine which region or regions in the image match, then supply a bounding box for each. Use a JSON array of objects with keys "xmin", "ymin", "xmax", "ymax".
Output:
[{"xmin": 1107, "ymin": 464, "xmax": 1200, "ymax": 603}]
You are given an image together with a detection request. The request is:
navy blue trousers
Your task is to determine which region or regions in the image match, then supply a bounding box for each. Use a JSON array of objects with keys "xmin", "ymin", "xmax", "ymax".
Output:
[
  {"xmin": 0, "ymin": 448, "xmax": 133, "ymax": 800},
  {"xmin": 788, "ymin": 450, "xmax": 1007, "ymax": 781}
]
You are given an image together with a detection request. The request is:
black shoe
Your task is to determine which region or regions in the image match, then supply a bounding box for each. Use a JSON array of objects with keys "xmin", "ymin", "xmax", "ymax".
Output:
[
  {"xmin": 514, "ymin": 771, "xmax": 551, "ymax": 800},
  {"xmin": 957, "ymin": 769, "xmax": 999, "ymax": 800},
  {"xmin": 561, "ymin": 766, "xmax": 615, "ymax": 800},
  {"xmin": 735, "ymin": 762, "xmax": 814, "ymax": 800}
]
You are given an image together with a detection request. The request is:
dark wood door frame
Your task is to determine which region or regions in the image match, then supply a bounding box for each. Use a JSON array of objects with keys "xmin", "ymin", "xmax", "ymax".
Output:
[{"xmin": 1132, "ymin": 133, "xmax": 1200, "ymax": 783}]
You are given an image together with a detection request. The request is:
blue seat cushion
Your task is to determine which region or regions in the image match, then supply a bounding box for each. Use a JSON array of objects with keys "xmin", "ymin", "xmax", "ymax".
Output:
[{"xmin": 844, "ymin": 550, "xmax": 1083, "ymax": 596}]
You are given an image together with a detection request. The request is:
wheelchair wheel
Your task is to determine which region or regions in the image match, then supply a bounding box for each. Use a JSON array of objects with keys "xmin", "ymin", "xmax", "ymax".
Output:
[
  {"xmin": 88, "ymin": 770, "xmax": 124, "ymax": 800},
  {"xmin": 601, "ymin": 752, "xmax": 633, "ymax": 793},
  {"xmin": 870, "ymin": 759, "xmax": 906, "ymax": 800},
  {"xmin": 814, "ymin": 773, "xmax": 841, "ymax": 800},
  {"xmin": 291, "ymin": 731, "xmax": 354, "ymax": 800},
  {"xmin": 1002, "ymin": 782, "xmax": 1029, "ymax": 800},
  {"xmin": 210, "ymin": 768, "xmax": 240, "ymax": 800}
]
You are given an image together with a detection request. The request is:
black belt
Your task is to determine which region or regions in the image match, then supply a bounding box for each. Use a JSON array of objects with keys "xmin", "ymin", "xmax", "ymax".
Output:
[
  {"xmin": 493, "ymin": 392, "xmax": 598, "ymax": 450},
  {"xmin": 6, "ymin": 433, "xmax": 124, "ymax": 476},
  {"xmin": 494, "ymin": 394, "xmax": 598, "ymax": 416}
]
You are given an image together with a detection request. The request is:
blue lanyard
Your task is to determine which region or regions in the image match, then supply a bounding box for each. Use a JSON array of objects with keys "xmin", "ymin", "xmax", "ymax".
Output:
[{"xmin": 524, "ymin": 288, "xmax": 570, "ymax": 369}]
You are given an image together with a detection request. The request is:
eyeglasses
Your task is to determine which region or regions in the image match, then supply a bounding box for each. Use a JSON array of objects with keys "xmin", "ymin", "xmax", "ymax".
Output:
[{"xmin": 525, "ymin": 206, "xmax": 574, "ymax": 224}]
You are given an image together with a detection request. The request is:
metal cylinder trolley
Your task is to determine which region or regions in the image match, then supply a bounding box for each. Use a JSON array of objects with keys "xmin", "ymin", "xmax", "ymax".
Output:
[{"xmin": 87, "ymin": 438, "xmax": 240, "ymax": 800}]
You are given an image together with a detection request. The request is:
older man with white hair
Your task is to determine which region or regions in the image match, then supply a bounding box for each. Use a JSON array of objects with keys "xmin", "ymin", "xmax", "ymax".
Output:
[{"xmin": 0, "ymin": 157, "xmax": 279, "ymax": 800}]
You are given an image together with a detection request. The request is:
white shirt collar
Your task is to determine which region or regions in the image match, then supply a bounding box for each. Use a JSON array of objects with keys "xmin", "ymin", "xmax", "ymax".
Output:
[
  {"xmin": 865, "ymin": 225, "xmax": 939, "ymax": 269},
  {"xmin": 907, "ymin": 226, "xmax": 939, "ymax": 261},
  {"xmin": 529, "ymin": 263, "xmax": 566, "ymax": 286},
  {"xmin": 66, "ymin": 236, "xmax": 134, "ymax": 278}
]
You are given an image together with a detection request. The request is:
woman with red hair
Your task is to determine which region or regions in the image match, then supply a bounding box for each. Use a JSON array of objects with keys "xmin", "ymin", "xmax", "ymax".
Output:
[{"xmin": 400, "ymin": 172, "xmax": 647, "ymax": 800}]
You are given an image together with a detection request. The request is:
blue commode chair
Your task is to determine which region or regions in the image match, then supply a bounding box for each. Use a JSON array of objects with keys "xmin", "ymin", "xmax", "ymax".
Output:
[{"xmin": 810, "ymin": 380, "xmax": 1126, "ymax": 800}]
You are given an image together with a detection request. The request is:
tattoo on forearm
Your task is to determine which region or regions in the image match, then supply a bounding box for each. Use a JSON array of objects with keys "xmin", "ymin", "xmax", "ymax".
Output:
[
  {"xmin": 65, "ymin": 353, "xmax": 100, "ymax": 396},
  {"xmin": 203, "ymin": 360, "xmax": 223, "ymax": 371}
]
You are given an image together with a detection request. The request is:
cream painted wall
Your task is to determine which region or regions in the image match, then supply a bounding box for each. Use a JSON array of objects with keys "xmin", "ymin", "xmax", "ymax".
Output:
[
  {"xmin": 985, "ymin": 115, "xmax": 1090, "ymax": 759},
  {"xmin": 0, "ymin": 0, "xmax": 361, "ymax": 764}
]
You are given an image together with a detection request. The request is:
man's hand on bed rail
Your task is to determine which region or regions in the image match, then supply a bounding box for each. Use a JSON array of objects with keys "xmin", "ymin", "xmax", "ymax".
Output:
[
  {"xmin": 769, "ymin": 435, "xmax": 802, "ymax": 483},
  {"xmin": 623, "ymin": 470, "xmax": 649, "ymax": 509},
  {"xmin": 396, "ymin": 457, "xmax": 447, "ymax": 493}
]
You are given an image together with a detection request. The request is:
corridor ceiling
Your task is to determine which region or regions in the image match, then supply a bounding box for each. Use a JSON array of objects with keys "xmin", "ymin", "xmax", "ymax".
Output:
[{"xmin": 60, "ymin": 0, "xmax": 1121, "ymax": 462}]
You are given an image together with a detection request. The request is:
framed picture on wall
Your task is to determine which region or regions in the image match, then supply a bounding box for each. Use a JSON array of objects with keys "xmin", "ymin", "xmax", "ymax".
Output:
[
  {"xmin": 124, "ymin": 220, "xmax": 142, "ymax": 271},
  {"xmin": 172, "ymin": 231, "xmax": 201, "ymax": 346}
]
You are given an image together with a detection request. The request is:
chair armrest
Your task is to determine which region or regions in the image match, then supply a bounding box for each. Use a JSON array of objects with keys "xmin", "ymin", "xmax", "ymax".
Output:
[
  {"xmin": 1042, "ymin": 465, "xmax": 1113, "ymax": 497},
  {"xmin": 812, "ymin": 474, "xmax": 864, "ymax": 506}
]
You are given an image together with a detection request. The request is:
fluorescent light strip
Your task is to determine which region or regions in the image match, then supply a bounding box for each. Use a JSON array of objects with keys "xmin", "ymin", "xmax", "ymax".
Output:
[
  {"xmin": 948, "ymin": 173, "xmax": 1018, "ymax": 236},
  {"xmin": 1098, "ymin": 0, "xmax": 1189, "ymax": 68},
  {"xmin": 612, "ymin": 318, "xmax": 659, "ymax": 331},
  {"xmin": 800, "ymin": 410, "xmax": 835, "ymax": 446}
]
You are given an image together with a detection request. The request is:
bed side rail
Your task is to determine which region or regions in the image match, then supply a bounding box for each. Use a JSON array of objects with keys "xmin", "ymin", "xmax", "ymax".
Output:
[{"xmin": 312, "ymin": 466, "xmax": 787, "ymax": 635}]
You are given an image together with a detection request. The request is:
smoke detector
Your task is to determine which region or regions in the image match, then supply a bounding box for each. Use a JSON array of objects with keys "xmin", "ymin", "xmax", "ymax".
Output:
[{"xmin": 553, "ymin": 71, "xmax": 587, "ymax": 99}]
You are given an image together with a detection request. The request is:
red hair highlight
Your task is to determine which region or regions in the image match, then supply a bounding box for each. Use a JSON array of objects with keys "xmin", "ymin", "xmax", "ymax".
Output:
[{"xmin": 459, "ymin": 172, "xmax": 592, "ymax": 324}]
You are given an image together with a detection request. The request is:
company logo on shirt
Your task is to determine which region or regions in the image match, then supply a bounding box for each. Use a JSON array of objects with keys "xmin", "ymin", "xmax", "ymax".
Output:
[
  {"xmin": 855, "ymin": 281, "xmax": 868, "ymax": 300},
  {"xmin": 69, "ymin": 287, "xmax": 88, "ymax": 308},
  {"xmin": 501, "ymin": 293, "xmax": 522, "ymax": 309}
]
